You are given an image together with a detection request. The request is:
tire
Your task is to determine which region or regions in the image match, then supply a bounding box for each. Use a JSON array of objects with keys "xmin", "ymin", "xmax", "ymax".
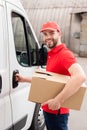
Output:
[{"xmin": 29, "ymin": 103, "xmax": 45, "ymax": 130}]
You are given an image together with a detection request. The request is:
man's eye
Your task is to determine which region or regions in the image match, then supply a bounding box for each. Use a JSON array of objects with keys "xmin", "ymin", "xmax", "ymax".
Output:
[
  {"xmin": 43, "ymin": 33, "xmax": 47, "ymax": 36},
  {"xmin": 50, "ymin": 32, "xmax": 55, "ymax": 35}
]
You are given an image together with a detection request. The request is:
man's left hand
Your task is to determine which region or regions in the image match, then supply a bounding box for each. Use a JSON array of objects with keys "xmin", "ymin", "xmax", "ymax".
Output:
[{"xmin": 41, "ymin": 98, "xmax": 60, "ymax": 110}]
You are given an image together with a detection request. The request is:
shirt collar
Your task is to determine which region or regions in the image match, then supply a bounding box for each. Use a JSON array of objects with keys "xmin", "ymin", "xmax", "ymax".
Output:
[{"xmin": 48, "ymin": 43, "xmax": 66, "ymax": 55}]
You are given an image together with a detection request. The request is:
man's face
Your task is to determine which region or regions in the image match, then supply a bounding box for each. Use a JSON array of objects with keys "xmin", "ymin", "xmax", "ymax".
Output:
[{"xmin": 42, "ymin": 30, "xmax": 60, "ymax": 49}]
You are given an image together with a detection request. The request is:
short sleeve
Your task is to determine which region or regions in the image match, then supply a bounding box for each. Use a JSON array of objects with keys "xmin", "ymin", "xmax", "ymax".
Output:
[{"xmin": 61, "ymin": 50, "xmax": 77, "ymax": 70}]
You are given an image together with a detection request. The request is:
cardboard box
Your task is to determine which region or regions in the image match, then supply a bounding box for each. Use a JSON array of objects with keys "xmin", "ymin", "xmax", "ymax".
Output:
[{"xmin": 28, "ymin": 70, "xmax": 86, "ymax": 110}]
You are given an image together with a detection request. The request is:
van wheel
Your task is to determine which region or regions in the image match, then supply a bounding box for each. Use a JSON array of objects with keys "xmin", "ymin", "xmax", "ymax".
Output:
[{"xmin": 29, "ymin": 103, "xmax": 45, "ymax": 130}]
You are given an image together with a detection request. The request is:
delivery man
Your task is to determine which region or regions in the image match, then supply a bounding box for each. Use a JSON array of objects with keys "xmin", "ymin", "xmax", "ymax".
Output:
[{"xmin": 16, "ymin": 21, "xmax": 86, "ymax": 130}]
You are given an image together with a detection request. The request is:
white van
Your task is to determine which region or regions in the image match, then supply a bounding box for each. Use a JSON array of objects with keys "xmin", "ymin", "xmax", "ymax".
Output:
[{"xmin": 0, "ymin": 0, "xmax": 47, "ymax": 130}]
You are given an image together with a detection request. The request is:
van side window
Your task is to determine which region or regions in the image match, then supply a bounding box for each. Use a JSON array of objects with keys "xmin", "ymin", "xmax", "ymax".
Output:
[{"xmin": 11, "ymin": 12, "xmax": 38, "ymax": 67}]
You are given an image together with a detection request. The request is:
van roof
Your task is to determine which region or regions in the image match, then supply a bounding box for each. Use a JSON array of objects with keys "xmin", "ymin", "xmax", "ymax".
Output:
[{"xmin": 1, "ymin": 0, "xmax": 23, "ymax": 9}]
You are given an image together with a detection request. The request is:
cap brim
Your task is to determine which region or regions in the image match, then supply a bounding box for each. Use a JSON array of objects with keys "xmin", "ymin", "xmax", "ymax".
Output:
[{"xmin": 40, "ymin": 28, "xmax": 57, "ymax": 32}]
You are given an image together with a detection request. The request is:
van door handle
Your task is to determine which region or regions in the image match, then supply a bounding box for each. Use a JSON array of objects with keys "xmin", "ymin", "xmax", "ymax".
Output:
[
  {"xmin": 12, "ymin": 70, "xmax": 19, "ymax": 88},
  {"xmin": 0, "ymin": 75, "xmax": 2, "ymax": 93}
]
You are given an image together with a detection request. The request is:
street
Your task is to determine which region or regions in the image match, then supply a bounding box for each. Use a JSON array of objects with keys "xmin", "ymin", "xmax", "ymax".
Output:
[{"xmin": 68, "ymin": 57, "xmax": 87, "ymax": 130}]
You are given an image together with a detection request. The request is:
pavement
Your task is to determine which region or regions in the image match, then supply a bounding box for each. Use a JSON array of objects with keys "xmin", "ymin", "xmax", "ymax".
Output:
[
  {"xmin": 44, "ymin": 57, "xmax": 87, "ymax": 130},
  {"xmin": 68, "ymin": 57, "xmax": 87, "ymax": 130}
]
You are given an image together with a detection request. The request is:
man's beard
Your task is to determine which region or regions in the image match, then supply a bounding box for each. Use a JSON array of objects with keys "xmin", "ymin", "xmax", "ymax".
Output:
[{"xmin": 46, "ymin": 40, "xmax": 58, "ymax": 49}]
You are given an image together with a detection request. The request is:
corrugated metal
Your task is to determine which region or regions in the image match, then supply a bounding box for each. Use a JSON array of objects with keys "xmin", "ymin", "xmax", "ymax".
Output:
[
  {"xmin": 22, "ymin": 0, "xmax": 72, "ymax": 9},
  {"xmin": 22, "ymin": 0, "xmax": 87, "ymax": 9},
  {"xmin": 23, "ymin": 7, "xmax": 72, "ymax": 44},
  {"xmin": 21, "ymin": 0, "xmax": 87, "ymax": 54}
]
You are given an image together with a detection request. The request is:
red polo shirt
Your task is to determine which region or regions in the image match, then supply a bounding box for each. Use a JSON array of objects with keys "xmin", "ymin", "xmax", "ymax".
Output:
[{"xmin": 42, "ymin": 44, "xmax": 77, "ymax": 114}]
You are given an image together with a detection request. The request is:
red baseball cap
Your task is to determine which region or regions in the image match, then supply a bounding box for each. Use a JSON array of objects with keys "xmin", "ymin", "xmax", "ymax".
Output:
[{"xmin": 40, "ymin": 21, "xmax": 61, "ymax": 34}]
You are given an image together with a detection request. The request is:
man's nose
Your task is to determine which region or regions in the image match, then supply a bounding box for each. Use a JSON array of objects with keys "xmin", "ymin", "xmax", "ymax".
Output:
[{"xmin": 46, "ymin": 34, "xmax": 51, "ymax": 39}]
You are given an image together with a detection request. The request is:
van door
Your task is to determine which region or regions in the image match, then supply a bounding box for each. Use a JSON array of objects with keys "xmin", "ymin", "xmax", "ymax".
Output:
[
  {"xmin": 0, "ymin": 2, "xmax": 12, "ymax": 130},
  {"xmin": 6, "ymin": 2, "xmax": 39, "ymax": 130}
]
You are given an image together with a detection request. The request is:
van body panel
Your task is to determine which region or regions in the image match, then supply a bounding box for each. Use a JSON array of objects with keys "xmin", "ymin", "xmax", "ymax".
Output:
[
  {"xmin": 6, "ymin": 2, "xmax": 38, "ymax": 130},
  {"xmin": 0, "ymin": 0, "xmax": 46, "ymax": 129},
  {"xmin": 0, "ymin": 2, "xmax": 12, "ymax": 129},
  {"xmin": 0, "ymin": 0, "xmax": 44, "ymax": 130},
  {"xmin": 3, "ymin": 0, "xmax": 24, "ymax": 10}
]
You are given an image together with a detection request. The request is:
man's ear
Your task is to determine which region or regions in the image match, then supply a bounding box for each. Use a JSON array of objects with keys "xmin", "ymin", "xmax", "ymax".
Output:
[
  {"xmin": 59, "ymin": 32, "xmax": 61, "ymax": 36},
  {"xmin": 57, "ymin": 31, "xmax": 61, "ymax": 36}
]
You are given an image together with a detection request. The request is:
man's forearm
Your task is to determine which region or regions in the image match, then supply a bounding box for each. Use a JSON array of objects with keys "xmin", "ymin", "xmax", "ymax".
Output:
[
  {"xmin": 55, "ymin": 74, "xmax": 86, "ymax": 105},
  {"xmin": 23, "ymin": 76, "xmax": 32, "ymax": 82}
]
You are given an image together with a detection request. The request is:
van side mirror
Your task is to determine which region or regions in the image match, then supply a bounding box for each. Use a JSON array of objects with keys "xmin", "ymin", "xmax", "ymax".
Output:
[
  {"xmin": 16, "ymin": 44, "xmax": 47, "ymax": 67},
  {"xmin": 38, "ymin": 44, "xmax": 48, "ymax": 67}
]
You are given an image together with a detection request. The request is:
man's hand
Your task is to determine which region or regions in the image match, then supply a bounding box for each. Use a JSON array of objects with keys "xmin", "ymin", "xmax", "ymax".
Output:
[
  {"xmin": 16, "ymin": 74, "xmax": 25, "ymax": 82},
  {"xmin": 16, "ymin": 74, "xmax": 32, "ymax": 83},
  {"xmin": 41, "ymin": 98, "xmax": 60, "ymax": 110}
]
